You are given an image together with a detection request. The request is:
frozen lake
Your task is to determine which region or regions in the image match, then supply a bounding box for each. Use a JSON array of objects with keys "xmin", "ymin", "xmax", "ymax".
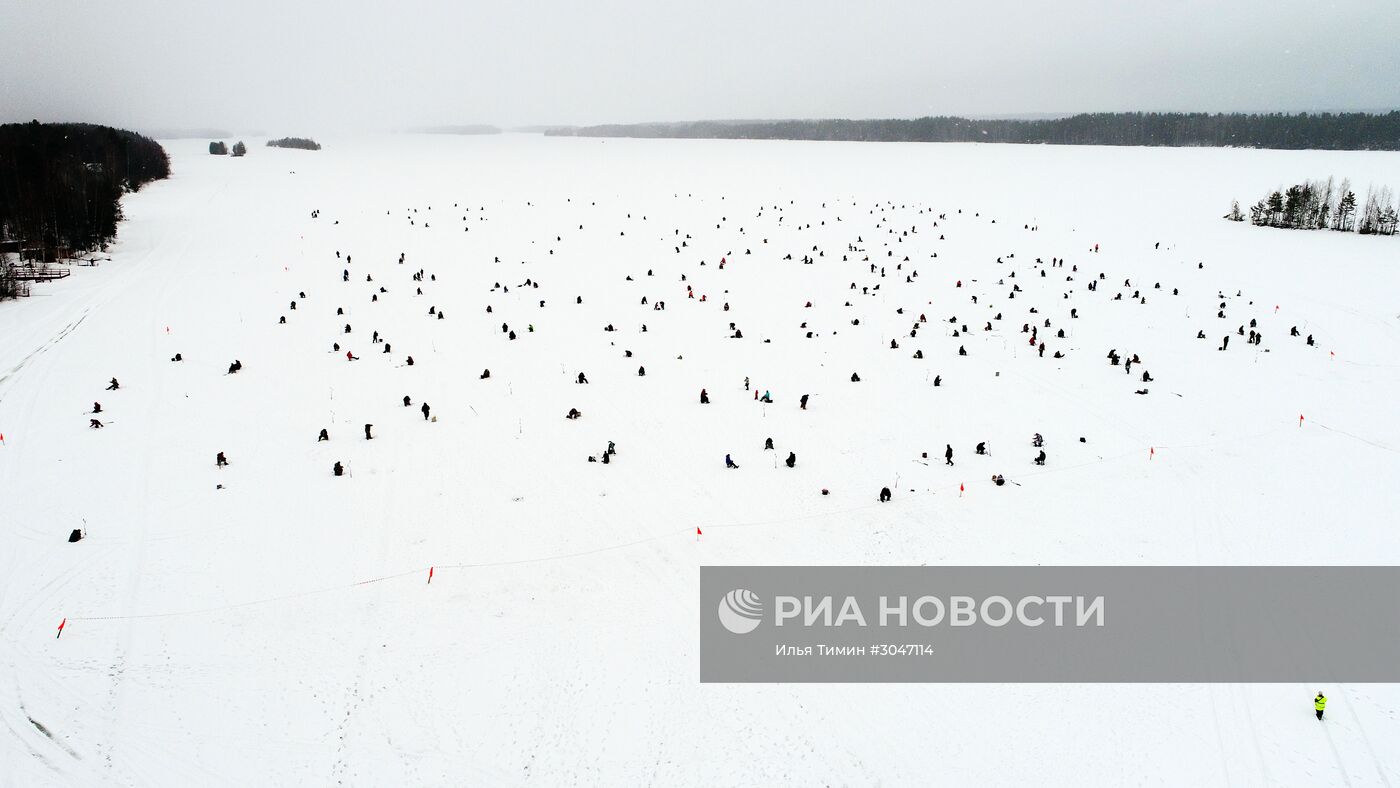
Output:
[{"xmin": 2, "ymin": 134, "xmax": 1399, "ymax": 786}]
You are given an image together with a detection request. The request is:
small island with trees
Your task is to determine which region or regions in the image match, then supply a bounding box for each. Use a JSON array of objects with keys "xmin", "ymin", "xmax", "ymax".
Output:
[
  {"xmin": 209, "ymin": 140, "xmax": 247, "ymax": 156},
  {"xmin": 266, "ymin": 137, "xmax": 321, "ymax": 151},
  {"xmin": 1228, "ymin": 178, "xmax": 1397, "ymax": 236}
]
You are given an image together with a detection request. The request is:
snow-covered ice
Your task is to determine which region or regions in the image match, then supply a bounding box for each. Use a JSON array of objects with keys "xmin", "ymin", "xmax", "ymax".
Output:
[{"xmin": 2, "ymin": 134, "xmax": 1399, "ymax": 785}]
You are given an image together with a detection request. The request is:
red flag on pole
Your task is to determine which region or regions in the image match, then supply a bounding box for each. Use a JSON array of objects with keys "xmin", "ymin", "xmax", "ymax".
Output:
[
  {"xmin": 427, "ymin": 567, "xmax": 434, "ymax": 584},
  {"xmin": 696, "ymin": 527, "xmax": 703, "ymax": 536},
  {"xmin": 1150, "ymin": 447, "xmax": 1155, "ymax": 459},
  {"xmin": 959, "ymin": 483, "xmax": 964, "ymax": 497},
  {"xmin": 1299, "ymin": 414, "xmax": 1304, "ymax": 427},
  {"xmin": 56, "ymin": 618, "xmax": 65, "ymax": 638}
]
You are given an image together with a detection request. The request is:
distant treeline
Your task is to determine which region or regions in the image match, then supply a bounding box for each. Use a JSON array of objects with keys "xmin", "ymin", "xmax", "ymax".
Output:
[
  {"xmin": 410, "ymin": 125, "xmax": 502, "ymax": 135},
  {"xmin": 0, "ymin": 121, "xmax": 170, "ymax": 270},
  {"xmin": 267, "ymin": 137, "xmax": 322, "ymax": 150},
  {"xmin": 1227, "ymin": 178, "xmax": 1397, "ymax": 235},
  {"xmin": 545, "ymin": 112, "xmax": 1400, "ymax": 150}
]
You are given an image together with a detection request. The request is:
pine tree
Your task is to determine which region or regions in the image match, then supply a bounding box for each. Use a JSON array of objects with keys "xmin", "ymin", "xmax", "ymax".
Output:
[
  {"xmin": 1284, "ymin": 186, "xmax": 1305, "ymax": 228},
  {"xmin": 1335, "ymin": 190, "xmax": 1356, "ymax": 231},
  {"xmin": 1379, "ymin": 205, "xmax": 1398, "ymax": 236},
  {"xmin": 1375, "ymin": 188, "xmax": 1396, "ymax": 235},
  {"xmin": 1249, "ymin": 199, "xmax": 1268, "ymax": 225},
  {"xmin": 1333, "ymin": 179, "xmax": 1352, "ymax": 230},
  {"xmin": 1266, "ymin": 191, "xmax": 1285, "ymax": 227}
]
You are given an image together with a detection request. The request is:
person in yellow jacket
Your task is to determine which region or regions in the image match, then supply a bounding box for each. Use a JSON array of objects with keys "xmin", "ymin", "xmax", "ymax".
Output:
[{"xmin": 1315, "ymin": 692, "xmax": 1327, "ymax": 720}]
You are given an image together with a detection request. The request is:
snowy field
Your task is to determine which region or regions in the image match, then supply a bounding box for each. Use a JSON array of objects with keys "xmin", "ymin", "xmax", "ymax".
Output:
[{"xmin": 2, "ymin": 133, "xmax": 1400, "ymax": 786}]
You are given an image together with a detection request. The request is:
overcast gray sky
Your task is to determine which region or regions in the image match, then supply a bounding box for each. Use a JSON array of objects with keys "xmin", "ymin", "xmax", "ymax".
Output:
[{"xmin": 3, "ymin": 0, "xmax": 1398, "ymax": 134}]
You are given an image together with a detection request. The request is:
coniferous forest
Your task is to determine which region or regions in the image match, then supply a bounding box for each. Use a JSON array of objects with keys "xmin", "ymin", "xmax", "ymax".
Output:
[
  {"xmin": 0, "ymin": 121, "xmax": 170, "ymax": 275},
  {"xmin": 547, "ymin": 112, "xmax": 1400, "ymax": 151}
]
